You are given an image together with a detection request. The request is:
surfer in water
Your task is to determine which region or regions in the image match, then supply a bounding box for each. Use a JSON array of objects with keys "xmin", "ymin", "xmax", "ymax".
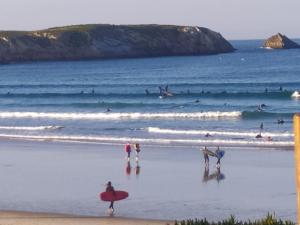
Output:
[
  {"xmin": 277, "ymin": 118, "xmax": 285, "ymax": 124},
  {"xmin": 106, "ymin": 181, "xmax": 115, "ymax": 213}
]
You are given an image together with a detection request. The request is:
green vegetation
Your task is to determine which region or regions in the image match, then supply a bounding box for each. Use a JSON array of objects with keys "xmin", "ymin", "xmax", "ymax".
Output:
[
  {"xmin": 174, "ymin": 214, "xmax": 295, "ymax": 225},
  {"xmin": 0, "ymin": 24, "xmax": 183, "ymax": 38}
]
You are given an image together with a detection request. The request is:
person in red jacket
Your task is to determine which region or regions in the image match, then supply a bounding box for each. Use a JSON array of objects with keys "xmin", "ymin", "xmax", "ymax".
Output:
[{"xmin": 124, "ymin": 143, "xmax": 131, "ymax": 161}]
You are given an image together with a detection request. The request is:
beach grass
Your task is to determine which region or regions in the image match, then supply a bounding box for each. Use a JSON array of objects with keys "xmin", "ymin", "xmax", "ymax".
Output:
[{"xmin": 175, "ymin": 214, "xmax": 295, "ymax": 225}]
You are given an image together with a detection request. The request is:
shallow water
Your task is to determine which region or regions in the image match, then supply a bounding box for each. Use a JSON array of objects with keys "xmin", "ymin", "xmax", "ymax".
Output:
[{"xmin": 0, "ymin": 140, "xmax": 296, "ymax": 221}]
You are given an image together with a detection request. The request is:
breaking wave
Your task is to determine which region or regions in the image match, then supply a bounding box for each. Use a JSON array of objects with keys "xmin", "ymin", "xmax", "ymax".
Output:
[
  {"xmin": 0, "ymin": 111, "xmax": 242, "ymax": 120},
  {"xmin": 0, "ymin": 126, "xmax": 64, "ymax": 131}
]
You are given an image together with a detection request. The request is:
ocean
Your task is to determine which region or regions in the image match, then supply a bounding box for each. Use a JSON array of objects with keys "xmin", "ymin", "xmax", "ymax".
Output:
[{"xmin": 0, "ymin": 39, "xmax": 299, "ymax": 149}]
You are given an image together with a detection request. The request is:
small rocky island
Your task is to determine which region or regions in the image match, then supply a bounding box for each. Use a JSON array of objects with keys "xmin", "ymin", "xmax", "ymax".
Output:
[
  {"xmin": 263, "ymin": 33, "xmax": 300, "ymax": 49},
  {"xmin": 0, "ymin": 24, "xmax": 235, "ymax": 63}
]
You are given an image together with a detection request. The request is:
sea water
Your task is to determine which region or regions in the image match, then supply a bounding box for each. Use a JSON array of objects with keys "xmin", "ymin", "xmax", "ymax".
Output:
[{"xmin": 0, "ymin": 40, "xmax": 299, "ymax": 148}]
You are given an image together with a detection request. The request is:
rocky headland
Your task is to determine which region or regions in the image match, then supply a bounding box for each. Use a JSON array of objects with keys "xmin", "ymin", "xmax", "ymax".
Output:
[
  {"xmin": 263, "ymin": 33, "xmax": 300, "ymax": 49},
  {"xmin": 0, "ymin": 24, "xmax": 235, "ymax": 63}
]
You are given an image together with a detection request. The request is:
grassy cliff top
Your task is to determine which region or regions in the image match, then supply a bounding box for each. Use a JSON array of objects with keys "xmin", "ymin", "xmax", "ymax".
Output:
[{"xmin": 0, "ymin": 24, "xmax": 201, "ymax": 38}]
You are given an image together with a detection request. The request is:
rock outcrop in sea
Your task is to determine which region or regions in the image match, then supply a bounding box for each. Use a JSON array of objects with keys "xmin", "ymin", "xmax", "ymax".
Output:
[
  {"xmin": 0, "ymin": 24, "xmax": 235, "ymax": 63},
  {"xmin": 263, "ymin": 33, "xmax": 300, "ymax": 49}
]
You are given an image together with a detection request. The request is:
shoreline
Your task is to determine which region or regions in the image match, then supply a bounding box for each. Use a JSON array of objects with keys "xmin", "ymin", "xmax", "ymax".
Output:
[
  {"xmin": 0, "ymin": 136, "xmax": 294, "ymax": 151},
  {"xmin": 0, "ymin": 210, "xmax": 171, "ymax": 225}
]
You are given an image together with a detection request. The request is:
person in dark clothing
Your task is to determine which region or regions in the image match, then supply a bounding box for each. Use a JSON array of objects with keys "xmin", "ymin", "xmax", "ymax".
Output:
[
  {"xmin": 106, "ymin": 181, "xmax": 115, "ymax": 212},
  {"xmin": 203, "ymin": 146, "xmax": 209, "ymax": 166}
]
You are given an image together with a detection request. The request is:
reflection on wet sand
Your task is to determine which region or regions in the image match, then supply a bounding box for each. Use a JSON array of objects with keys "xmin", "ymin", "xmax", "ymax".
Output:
[
  {"xmin": 125, "ymin": 162, "xmax": 131, "ymax": 176},
  {"xmin": 202, "ymin": 166, "xmax": 225, "ymax": 183},
  {"xmin": 125, "ymin": 161, "xmax": 141, "ymax": 178},
  {"xmin": 135, "ymin": 163, "xmax": 141, "ymax": 177}
]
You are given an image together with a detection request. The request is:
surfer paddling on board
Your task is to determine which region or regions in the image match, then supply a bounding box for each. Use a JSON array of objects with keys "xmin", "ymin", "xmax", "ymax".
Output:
[
  {"xmin": 124, "ymin": 142, "xmax": 131, "ymax": 161},
  {"xmin": 105, "ymin": 181, "xmax": 115, "ymax": 213}
]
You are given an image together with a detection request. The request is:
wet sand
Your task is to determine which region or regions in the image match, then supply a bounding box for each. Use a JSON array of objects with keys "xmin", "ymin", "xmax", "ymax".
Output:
[
  {"xmin": 0, "ymin": 211, "xmax": 171, "ymax": 225},
  {"xmin": 0, "ymin": 139, "xmax": 296, "ymax": 221}
]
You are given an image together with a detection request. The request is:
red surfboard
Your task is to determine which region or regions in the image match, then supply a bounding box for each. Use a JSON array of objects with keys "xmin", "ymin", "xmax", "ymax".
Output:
[{"xmin": 100, "ymin": 191, "xmax": 129, "ymax": 202}]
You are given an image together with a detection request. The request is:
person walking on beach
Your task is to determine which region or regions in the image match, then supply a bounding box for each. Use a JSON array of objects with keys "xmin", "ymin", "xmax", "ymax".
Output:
[
  {"xmin": 124, "ymin": 142, "xmax": 131, "ymax": 161},
  {"xmin": 215, "ymin": 146, "xmax": 222, "ymax": 168},
  {"xmin": 134, "ymin": 143, "xmax": 141, "ymax": 162},
  {"xmin": 105, "ymin": 181, "xmax": 115, "ymax": 213},
  {"xmin": 203, "ymin": 146, "xmax": 209, "ymax": 167}
]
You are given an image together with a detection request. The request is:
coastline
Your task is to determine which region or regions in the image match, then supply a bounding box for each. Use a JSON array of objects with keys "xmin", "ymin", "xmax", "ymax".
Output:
[{"xmin": 0, "ymin": 211, "xmax": 171, "ymax": 225}]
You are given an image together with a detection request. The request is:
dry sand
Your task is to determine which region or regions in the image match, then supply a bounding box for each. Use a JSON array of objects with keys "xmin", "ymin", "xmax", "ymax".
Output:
[{"xmin": 0, "ymin": 211, "xmax": 172, "ymax": 225}]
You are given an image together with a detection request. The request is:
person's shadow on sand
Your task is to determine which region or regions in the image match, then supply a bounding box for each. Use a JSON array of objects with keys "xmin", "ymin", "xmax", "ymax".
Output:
[{"xmin": 202, "ymin": 166, "xmax": 225, "ymax": 183}]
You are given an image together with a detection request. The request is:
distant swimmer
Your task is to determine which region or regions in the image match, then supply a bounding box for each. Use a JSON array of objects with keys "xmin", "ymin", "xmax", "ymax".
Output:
[
  {"xmin": 279, "ymin": 86, "xmax": 283, "ymax": 91},
  {"xmin": 158, "ymin": 85, "xmax": 174, "ymax": 98},
  {"xmin": 158, "ymin": 86, "xmax": 163, "ymax": 95},
  {"xmin": 105, "ymin": 108, "xmax": 111, "ymax": 112},
  {"xmin": 259, "ymin": 122, "xmax": 264, "ymax": 136},
  {"xmin": 145, "ymin": 89, "xmax": 150, "ymax": 95},
  {"xmin": 267, "ymin": 136, "xmax": 273, "ymax": 141},
  {"xmin": 260, "ymin": 122, "xmax": 264, "ymax": 131},
  {"xmin": 257, "ymin": 104, "xmax": 264, "ymax": 112},
  {"xmin": 277, "ymin": 119, "xmax": 285, "ymax": 124},
  {"xmin": 256, "ymin": 134, "xmax": 263, "ymax": 139},
  {"xmin": 205, "ymin": 133, "xmax": 212, "ymax": 138},
  {"xmin": 195, "ymin": 99, "xmax": 200, "ymax": 103},
  {"xmin": 165, "ymin": 85, "xmax": 169, "ymax": 92},
  {"xmin": 91, "ymin": 89, "xmax": 95, "ymax": 94},
  {"xmin": 265, "ymin": 88, "xmax": 268, "ymax": 93}
]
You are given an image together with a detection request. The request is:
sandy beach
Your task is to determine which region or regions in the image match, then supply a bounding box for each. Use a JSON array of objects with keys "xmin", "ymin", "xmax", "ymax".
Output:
[
  {"xmin": 0, "ymin": 211, "xmax": 171, "ymax": 225},
  {"xmin": 0, "ymin": 138, "xmax": 296, "ymax": 222}
]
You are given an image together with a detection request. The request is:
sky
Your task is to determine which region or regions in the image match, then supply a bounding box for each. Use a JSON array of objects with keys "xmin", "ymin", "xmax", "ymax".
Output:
[{"xmin": 0, "ymin": 0, "xmax": 299, "ymax": 40}]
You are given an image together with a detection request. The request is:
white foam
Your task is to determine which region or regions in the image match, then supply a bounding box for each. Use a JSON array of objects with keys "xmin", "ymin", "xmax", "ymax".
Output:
[
  {"xmin": 148, "ymin": 127, "xmax": 293, "ymax": 138},
  {"xmin": 0, "ymin": 126, "xmax": 63, "ymax": 131},
  {"xmin": 0, "ymin": 133, "xmax": 293, "ymax": 148},
  {"xmin": 0, "ymin": 111, "xmax": 242, "ymax": 120},
  {"xmin": 291, "ymin": 91, "xmax": 300, "ymax": 98}
]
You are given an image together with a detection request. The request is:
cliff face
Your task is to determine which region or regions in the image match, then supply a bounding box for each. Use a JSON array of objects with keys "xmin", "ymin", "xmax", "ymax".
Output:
[
  {"xmin": 263, "ymin": 33, "xmax": 300, "ymax": 49},
  {"xmin": 0, "ymin": 24, "xmax": 235, "ymax": 63}
]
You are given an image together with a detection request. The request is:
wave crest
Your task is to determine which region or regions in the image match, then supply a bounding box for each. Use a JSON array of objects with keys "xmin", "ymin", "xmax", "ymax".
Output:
[{"xmin": 0, "ymin": 111, "xmax": 242, "ymax": 120}]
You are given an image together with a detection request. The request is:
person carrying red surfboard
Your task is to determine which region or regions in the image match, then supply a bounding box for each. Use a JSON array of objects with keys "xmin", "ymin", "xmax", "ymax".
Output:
[
  {"xmin": 124, "ymin": 142, "xmax": 131, "ymax": 161},
  {"xmin": 106, "ymin": 181, "xmax": 115, "ymax": 212}
]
